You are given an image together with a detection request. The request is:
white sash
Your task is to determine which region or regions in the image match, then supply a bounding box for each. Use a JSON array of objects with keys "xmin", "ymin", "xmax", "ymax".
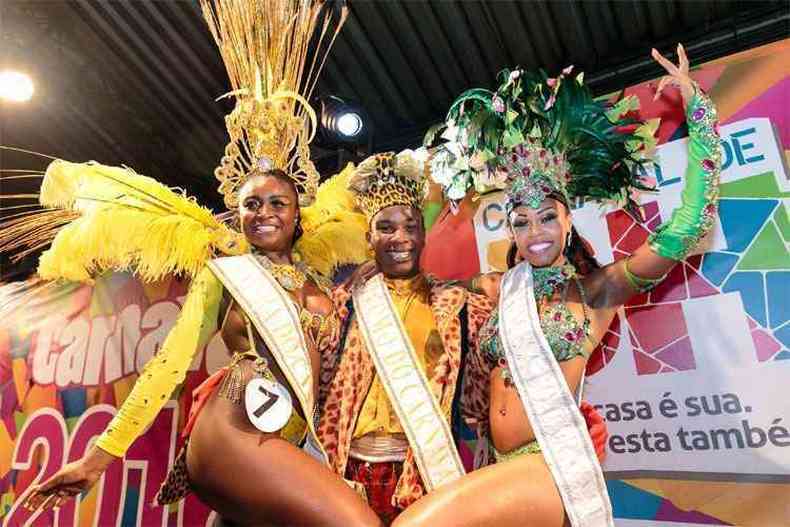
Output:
[
  {"xmin": 498, "ymin": 262, "xmax": 614, "ymax": 527},
  {"xmin": 208, "ymin": 255, "xmax": 328, "ymax": 465},
  {"xmin": 353, "ymin": 274, "xmax": 465, "ymax": 491}
]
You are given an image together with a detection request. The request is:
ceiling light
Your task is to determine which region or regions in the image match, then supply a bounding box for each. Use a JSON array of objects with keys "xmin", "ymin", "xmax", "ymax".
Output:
[
  {"xmin": 318, "ymin": 96, "xmax": 369, "ymax": 146},
  {"xmin": 0, "ymin": 71, "xmax": 34, "ymax": 102},
  {"xmin": 336, "ymin": 112, "xmax": 363, "ymax": 137}
]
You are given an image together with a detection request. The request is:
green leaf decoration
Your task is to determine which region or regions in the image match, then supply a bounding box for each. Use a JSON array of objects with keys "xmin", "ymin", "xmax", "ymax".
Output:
[
  {"xmin": 423, "ymin": 122, "xmax": 446, "ymax": 147},
  {"xmin": 429, "ymin": 63, "xmax": 657, "ymax": 205},
  {"xmin": 503, "ymin": 128, "xmax": 525, "ymax": 148}
]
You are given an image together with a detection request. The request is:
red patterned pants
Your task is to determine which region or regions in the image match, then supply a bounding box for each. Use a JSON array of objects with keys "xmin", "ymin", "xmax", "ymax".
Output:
[{"xmin": 345, "ymin": 458, "xmax": 404, "ymax": 525}]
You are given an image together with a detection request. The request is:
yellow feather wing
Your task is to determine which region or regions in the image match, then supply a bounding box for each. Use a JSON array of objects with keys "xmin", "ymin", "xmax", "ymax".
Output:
[
  {"xmin": 14, "ymin": 160, "xmax": 247, "ymax": 283},
  {"xmin": 296, "ymin": 163, "xmax": 368, "ymax": 277}
]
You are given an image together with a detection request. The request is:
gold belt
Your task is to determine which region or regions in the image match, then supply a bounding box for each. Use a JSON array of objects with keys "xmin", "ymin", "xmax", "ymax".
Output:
[
  {"xmin": 349, "ymin": 433, "xmax": 409, "ymax": 463},
  {"xmin": 493, "ymin": 439, "xmax": 541, "ymax": 463}
]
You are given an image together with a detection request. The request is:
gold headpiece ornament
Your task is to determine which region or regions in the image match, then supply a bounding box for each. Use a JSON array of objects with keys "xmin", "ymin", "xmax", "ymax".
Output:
[
  {"xmin": 349, "ymin": 150, "xmax": 428, "ymax": 222},
  {"xmin": 202, "ymin": 0, "xmax": 348, "ymax": 208}
]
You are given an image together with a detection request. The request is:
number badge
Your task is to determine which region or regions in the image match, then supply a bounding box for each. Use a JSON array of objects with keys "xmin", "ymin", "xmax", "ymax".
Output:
[{"xmin": 244, "ymin": 377, "xmax": 293, "ymax": 433}]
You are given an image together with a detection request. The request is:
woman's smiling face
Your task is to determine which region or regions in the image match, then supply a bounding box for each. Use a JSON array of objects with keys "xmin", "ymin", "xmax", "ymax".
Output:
[
  {"xmin": 238, "ymin": 173, "xmax": 299, "ymax": 253},
  {"xmin": 508, "ymin": 197, "xmax": 572, "ymax": 268}
]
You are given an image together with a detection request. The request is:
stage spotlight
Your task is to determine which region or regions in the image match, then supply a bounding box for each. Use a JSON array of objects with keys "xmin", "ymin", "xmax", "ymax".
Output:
[
  {"xmin": 318, "ymin": 96, "xmax": 369, "ymax": 146},
  {"xmin": 337, "ymin": 112, "xmax": 363, "ymax": 138},
  {"xmin": 0, "ymin": 71, "xmax": 34, "ymax": 102}
]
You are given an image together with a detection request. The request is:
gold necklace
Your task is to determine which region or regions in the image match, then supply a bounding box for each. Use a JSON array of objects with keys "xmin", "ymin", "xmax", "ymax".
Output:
[
  {"xmin": 254, "ymin": 253, "xmax": 307, "ymax": 291},
  {"xmin": 385, "ymin": 275, "xmax": 424, "ymax": 321}
]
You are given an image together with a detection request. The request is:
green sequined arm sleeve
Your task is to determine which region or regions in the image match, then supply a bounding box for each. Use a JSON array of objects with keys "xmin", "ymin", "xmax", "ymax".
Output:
[
  {"xmin": 648, "ymin": 89, "xmax": 722, "ymax": 260},
  {"xmin": 95, "ymin": 268, "xmax": 223, "ymax": 457}
]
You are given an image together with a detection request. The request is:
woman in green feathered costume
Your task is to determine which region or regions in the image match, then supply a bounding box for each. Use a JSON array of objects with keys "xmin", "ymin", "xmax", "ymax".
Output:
[{"xmin": 394, "ymin": 46, "xmax": 722, "ymax": 527}]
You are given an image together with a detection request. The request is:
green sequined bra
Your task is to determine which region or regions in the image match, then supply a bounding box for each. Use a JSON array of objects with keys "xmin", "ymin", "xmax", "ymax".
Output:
[{"xmin": 480, "ymin": 265, "xmax": 590, "ymax": 384}]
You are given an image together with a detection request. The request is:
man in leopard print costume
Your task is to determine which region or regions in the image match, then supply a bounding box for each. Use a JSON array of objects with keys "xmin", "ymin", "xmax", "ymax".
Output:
[{"xmin": 316, "ymin": 152, "xmax": 494, "ymax": 524}]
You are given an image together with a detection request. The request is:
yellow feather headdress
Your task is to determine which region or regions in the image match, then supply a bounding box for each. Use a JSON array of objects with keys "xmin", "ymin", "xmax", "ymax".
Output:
[
  {"xmin": 1, "ymin": 160, "xmax": 249, "ymax": 283},
  {"xmin": 203, "ymin": 0, "xmax": 347, "ymax": 208},
  {"xmin": 296, "ymin": 163, "xmax": 369, "ymax": 277},
  {"xmin": 0, "ymin": 156, "xmax": 368, "ymax": 284}
]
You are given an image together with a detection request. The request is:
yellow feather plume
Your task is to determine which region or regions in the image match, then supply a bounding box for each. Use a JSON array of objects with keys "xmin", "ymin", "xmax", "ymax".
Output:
[
  {"xmin": 296, "ymin": 163, "xmax": 369, "ymax": 277},
  {"xmin": 21, "ymin": 160, "xmax": 247, "ymax": 283}
]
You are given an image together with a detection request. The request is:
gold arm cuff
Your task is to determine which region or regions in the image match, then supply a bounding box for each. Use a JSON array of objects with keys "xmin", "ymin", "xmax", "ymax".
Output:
[{"xmin": 624, "ymin": 257, "xmax": 666, "ymax": 293}]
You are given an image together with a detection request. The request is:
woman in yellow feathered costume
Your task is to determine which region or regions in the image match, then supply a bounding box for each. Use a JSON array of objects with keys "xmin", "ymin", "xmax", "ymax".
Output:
[
  {"xmin": 16, "ymin": 160, "xmax": 379, "ymax": 526},
  {"xmin": 12, "ymin": 0, "xmax": 382, "ymax": 525}
]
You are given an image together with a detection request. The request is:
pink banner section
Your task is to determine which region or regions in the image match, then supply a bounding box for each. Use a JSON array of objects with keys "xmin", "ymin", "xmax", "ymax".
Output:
[{"xmin": 1, "ymin": 275, "xmax": 216, "ymax": 526}]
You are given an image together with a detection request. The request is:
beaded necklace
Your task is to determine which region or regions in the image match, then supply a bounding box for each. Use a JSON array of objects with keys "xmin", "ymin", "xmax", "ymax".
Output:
[
  {"xmin": 532, "ymin": 264, "xmax": 577, "ymax": 301},
  {"xmin": 251, "ymin": 248, "xmax": 332, "ymax": 295},
  {"xmin": 534, "ymin": 264, "xmax": 591, "ymax": 358},
  {"xmin": 253, "ymin": 251, "xmax": 308, "ymax": 291},
  {"xmin": 481, "ymin": 263, "xmax": 591, "ymax": 386}
]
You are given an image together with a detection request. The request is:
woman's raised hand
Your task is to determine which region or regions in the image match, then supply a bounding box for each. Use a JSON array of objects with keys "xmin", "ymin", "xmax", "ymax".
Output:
[{"xmin": 652, "ymin": 43, "xmax": 696, "ymax": 106}]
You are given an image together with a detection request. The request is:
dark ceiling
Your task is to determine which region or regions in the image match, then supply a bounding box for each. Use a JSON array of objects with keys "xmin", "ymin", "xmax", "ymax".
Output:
[{"xmin": 1, "ymin": 1, "xmax": 788, "ymax": 278}]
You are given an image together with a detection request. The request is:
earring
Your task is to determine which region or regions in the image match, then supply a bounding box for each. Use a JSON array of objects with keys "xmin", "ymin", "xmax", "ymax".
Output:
[
  {"xmin": 563, "ymin": 230, "xmax": 572, "ymax": 258},
  {"xmin": 293, "ymin": 214, "xmax": 304, "ymax": 241}
]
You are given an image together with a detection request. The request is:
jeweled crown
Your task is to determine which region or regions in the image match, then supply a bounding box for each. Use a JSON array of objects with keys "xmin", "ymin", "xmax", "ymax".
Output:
[
  {"xmin": 349, "ymin": 151, "xmax": 427, "ymax": 222},
  {"xmin": 502, "ymin": 139, "xmax": 571, "ymax": 212}
]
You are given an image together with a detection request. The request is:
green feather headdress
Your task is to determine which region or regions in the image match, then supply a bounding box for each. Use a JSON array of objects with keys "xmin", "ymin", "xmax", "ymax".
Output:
[{"xmin": 427, "ymin": 66, "xmax": 658, "ymax": 212}]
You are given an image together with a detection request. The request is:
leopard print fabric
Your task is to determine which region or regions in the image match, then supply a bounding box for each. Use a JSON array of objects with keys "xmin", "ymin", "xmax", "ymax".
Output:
[
  {"xmin": 317, "ymin": 280, "xmax": 493, "ymax": 509},
  {"xmin": 156, "ymin": 445, "xmax": 191, "ymax": 505},
  {"xmin": 458, "ymin": 292, "xmax": 496, "ymax": 439}
]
